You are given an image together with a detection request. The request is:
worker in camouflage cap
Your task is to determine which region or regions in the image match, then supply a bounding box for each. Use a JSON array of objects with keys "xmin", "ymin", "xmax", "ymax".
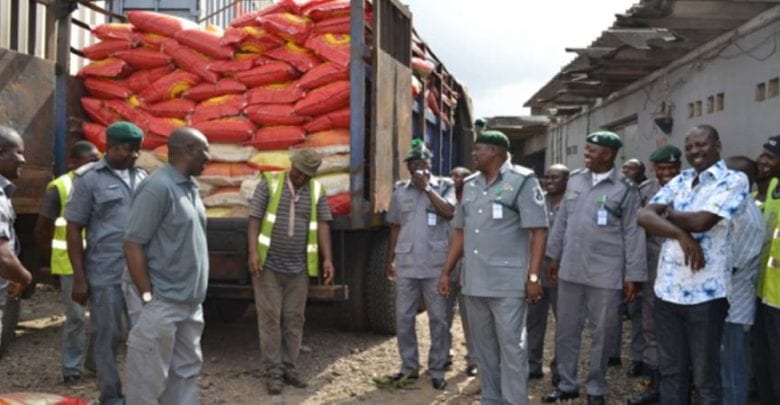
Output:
[{"xmin": 586, "ymin": 131, "xmax": 623, "ymax": 150}]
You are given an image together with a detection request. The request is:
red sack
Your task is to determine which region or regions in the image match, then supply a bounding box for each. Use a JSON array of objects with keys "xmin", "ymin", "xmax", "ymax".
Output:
[
  {"xmin": 143, "ymin": 134, "xmax": 169, "ymax": 150},
  {"xmin": 313, "ymin": 15, "xmax": 350, "ymax": 35},
  {"xmin": 183, "ymin": 79, "xmax": 247, "ymax": 102},
  {"xmin": 230, "ymin": 2, "xmax": 291, "ymax": 27},
  {"xmin": 327, "ymin": 192, "xmax": 350, "ymax": 216},
  {"xmin": 294, "ymin": 80, "xmax": 349, "ymax": 115},
  {"xmin": 292, "ymin": 129, "xmax": 350, "ymax": 148},
  {"xmin": 207, "ymin": 58, "xmax": 256, "ymax": 75},
  {"xmin": 127, "ymin": 11, "xmax": 198, "ymax": 38},
  {"xmin": 303, "ymin": 107, "xmax": 349, "ymax": 132},
  {"xmin": 305, "ymin": 34, "xmax": 350, "ymax": 67},
  {"xmin": 106, "ymin": 98, "xmax": 152, "ymax": 128},
  {"xmin": 265, "ymin": 42, "xmax": 321, "ymax": 72},
  {"xmin": 259, "ymin": 12, "xmax": 313, "ymax": 44},
  {"xmin": 193, "ymin": 117, "xmax": 254, "ymax": 143},
  {"xmin": 245, "ymin": 104, "xmax": 307, "ymax": 126},
  {"xmin": 246, "ymin": 126, "xmax": 306, "ymax": 150},
  {"xmin": 82, "ymin": 40, "xmax": 134, "ymax": 60},
  {"xmin": 148, "ymin": 117, "xmax": 186, "ymax": 139},
  {"xmin": 141, "ymin": 98, "xmax": 196, "ymax": 119},
  {"xmin": 190, "ymin": 95, "xmax": 248, "ymax": 124},
  {"xmin": 161, "ymin": 39, "xmax": 219, "ymax": 83},
  {"xmin": 114, "ymin": 48, "xmax": 172, "ymax": 69},
  {"xmin": 77, "ymin": 58, "xmax": 132, "ymax": 78},
  {"xmin": 134, "ymin": 32, "xmax": 170, "ymax": 50},
  {"xmin": 92, "ymin": 23, "xmax": 135, "ymax": 41},
  {"xmin": 221, "ymin": 26, "xmax": 281, "ymax": 47},
  {"xmin": 139, "ymin": 70, "xmax": 201, "ymax": 104},
  {"xmin": 412, "ymin": 57, "xmax": 435, "ymax": 78},
  {"xmin": 84, "ymin": 78, "xmax": 132, "ymax": 99},
  {"xmin": 124, "ymin": 66, "xmax": 175, "ymax": 93},
  {"xmin": 303, "ymin": 0, "xmax": 350, "ymax": 21},
  {"xmin": 237, "ymin": 31, "xmax": 285, "ymax": 54},
  {"xmin": 297, "ymin": 62, "xmax": 348, "ymax": 90},
  {"xmin": 83, "ymin": 122, "xmax": 108, "ymax": 151},
  {"xmin": 234, "ymin": 62, "xmax": 298, "ymax": 87},
  {"xmin": 175, "ymin": 29, "xmax": 234, "ymax": 60},
  {"xmin": 246, "ymin": 81, "xmax": 305, "ymax": 105},
  {"xmin": 202, "ymin": 162, "xmax": 257, "ymax": 177},
  {"xmin": 82, "ymin": 98, "xmax": 121, "ymax": 127}
]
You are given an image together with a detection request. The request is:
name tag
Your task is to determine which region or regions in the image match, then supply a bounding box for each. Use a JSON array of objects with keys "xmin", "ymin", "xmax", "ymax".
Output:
[
  {"xmin": 597, "ymin": 208, "xmax": 608, "ymax": 226},
  {"xmin": 427, "ymin": 212, "xmax": 437, "ymax": 226},
  {"xmin": 492, "ymin": 203, "xmax": 503, "ymax": 219}
]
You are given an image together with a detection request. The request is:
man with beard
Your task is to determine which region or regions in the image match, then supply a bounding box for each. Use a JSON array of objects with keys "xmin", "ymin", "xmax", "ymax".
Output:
[
  {"xmin": 543, "ymin": 131, "xmax": 646, "ymax": 405},
  {"xmin": 638, "ymin": 125, "xmax": 748, "ymax": 404}
]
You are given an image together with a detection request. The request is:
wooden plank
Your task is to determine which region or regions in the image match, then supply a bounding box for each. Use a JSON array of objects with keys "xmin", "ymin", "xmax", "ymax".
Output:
[
  {"xmin": 45, "ymin": 3, "xmax": 56, "ymax": 60},
  {"xmin": 28, "ymin": 0, "xmax": 37, "ymax": 55},
  {"xmin": 10, "ymin": 0, "xmax": 20, "ymax": 51}
]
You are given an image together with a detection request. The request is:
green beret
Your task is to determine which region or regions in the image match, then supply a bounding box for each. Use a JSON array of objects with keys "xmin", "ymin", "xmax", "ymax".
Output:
[
  {"xmin": 106, "ymin": 121, "xmax": 143, "ymax": 145},
  {"xmin": 586, "ymin": 131, "xmax": 622, "ymax": 150},
  {"xmin": 290, "ymin": 148, "xmax": 322, "ymax": 177},
  {"xmin": 474, "ymin": 118, "xmax": 486, "ymax": 127},
  {"xmin": 475, "ymin": 130, "xmax": 510, "ymax": 149},
  {"xmin": 404, "ymin": 139, "xmax": 433, "ymax": 162},
  {"xmin": 649, "ymin": 144, "xmax": 682, "ymax": 163}
]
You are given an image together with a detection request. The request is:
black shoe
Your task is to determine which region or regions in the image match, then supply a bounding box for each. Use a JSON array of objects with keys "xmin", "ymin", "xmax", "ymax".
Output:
[
  {"xmin": 587, "ymin": 394, "xmax": 605, "ymax": 405},
  {"xmin": 529, "ymin": 370, "xmax": 544, "ymax": 380},
  {"xmin": 431, "ymin": 377, "xmax": 447, "ymax": 390},
  {"xmin": 266, "ymin": 377, "xmax": 284, "ymax": 395},
  {"xmin": 390, "ymin": 371, "xmax": 419, "ymax": 382},
  {"xmin": 608, "ymin": 357, "xmax": 622, "ymax": 367},
  {"xmin": 626, "ymin": 388, "xmax": 659, "ymax": 405},
  {"xmin": 551, "ymin": 373, "xmax": 561, "ymax": 388},
  {"xmin": 465, "ymin": 364, "xmax": 478, "ymax": 377},
  {"xmin": 443, "ymin": 355, "xmax": 453, "ymax": 370},
  {"xmin": 628, "ymin": 361, "xmax": 645, "ymax": 378},
  {"xmin": 63, "ymin": 375, "xmax": 82, "ymax": 386},
  {"xmin": 542, "ymin": 388, "xmax": 579, "ymax": 403},
  {"xmin": 282, "ymin": 368, "xmax": 308, "ymax": 388}
]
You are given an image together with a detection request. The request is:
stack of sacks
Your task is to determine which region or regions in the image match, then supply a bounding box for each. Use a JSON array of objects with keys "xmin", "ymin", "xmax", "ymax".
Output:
[{"xmin": 78, "ymin": 1, "xmax": 355, "ymax": 218}]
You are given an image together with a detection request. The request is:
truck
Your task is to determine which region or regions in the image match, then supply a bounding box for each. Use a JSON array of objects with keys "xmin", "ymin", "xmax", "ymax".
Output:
[{"xmin": 0, "ymin": 0, "xmax": 474, "ymax": 339}]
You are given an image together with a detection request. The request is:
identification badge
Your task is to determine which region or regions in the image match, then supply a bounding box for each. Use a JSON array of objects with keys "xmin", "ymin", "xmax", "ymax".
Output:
[
  {"xmin": 597, "ymin": 208, "xmax": 608, "ymax": 226},
  {"xmin": 427, "ymin": 212, "xmax": 437, "ymax": 226},
  {"xmin": 492, "ymin": 202, "xmax": 503, "ymax": 219}
]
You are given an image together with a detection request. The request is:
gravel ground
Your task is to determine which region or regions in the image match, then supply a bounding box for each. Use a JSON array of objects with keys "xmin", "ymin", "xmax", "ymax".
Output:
[{"xmin": 0, "ymin": 286, "xmax": 647, "ymax": 404}]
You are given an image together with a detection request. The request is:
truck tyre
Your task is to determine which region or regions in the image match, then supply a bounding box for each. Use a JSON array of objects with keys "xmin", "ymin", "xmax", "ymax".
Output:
[
  {"xmin": 335, "ymin": 231, "xmax": 369, "ymax": 331},
  {"xmin": 0, "ymin": 297, "xmax": 21, "ymax": 357},
  {"xmin": 203, "ymin": 298, "xmax": 249, "ymax": 323},
  {"xmin": 365, "ymin": 233, "xmax": 396, "ymax": 335}
]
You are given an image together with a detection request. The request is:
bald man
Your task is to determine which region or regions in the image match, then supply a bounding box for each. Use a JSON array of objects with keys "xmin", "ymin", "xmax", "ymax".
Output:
[{"xmin": 124, "ymin": 128, "xmax": 211, "ymax": 404}]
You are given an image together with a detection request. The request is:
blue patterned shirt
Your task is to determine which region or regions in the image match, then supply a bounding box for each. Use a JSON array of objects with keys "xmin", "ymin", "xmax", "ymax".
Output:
[{"xmin": 650, "ymin": 160, "xmax": 749, "ymax": 305}]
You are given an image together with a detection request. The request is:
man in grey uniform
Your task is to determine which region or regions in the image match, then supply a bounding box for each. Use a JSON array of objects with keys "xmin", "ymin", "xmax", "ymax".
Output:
[
  {"xmin": 65, "ymin": 121, "xmax": 147, "ymax": 405},
  {"xmin": 124, "ymin": 127, "xmax": 210, "ymax": 405},
  {"xmin": 628, "ymin": 145, "xmax": 682, "ymax": 405},
  {"xmin": 0, "ymin": 126, "xmax": 33, "ymax": 352},
  {"xmin": 386, "ymin": 140, "xmax": 455, "ymax": 390},
  {"xmin": 542, "ymin": 131, "xmax": 647, "ymax": 405},
  {"xmin": 439, "ymin": 131, "xmax": 548, "ymax": 405}
]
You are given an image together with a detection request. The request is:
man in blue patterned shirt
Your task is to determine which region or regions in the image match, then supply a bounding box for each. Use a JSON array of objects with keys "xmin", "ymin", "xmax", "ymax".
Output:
[{"xmin": 638, "ymin": 125, "xmax": 749, "ymax": 404}]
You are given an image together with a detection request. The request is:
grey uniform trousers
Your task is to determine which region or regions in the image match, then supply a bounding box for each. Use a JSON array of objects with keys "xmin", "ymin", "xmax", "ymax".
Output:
[
  {"xmin": 253, "ymin": 269, "xmax": 309, "ymax": 377},
  {"xmin": 555, "ymin": 279, "xmax": 623, "ymax": 396},
  {"xmin": 89, "ymin": 285, "xmax": 127, "ymax": 405},
  {"xmin": 465, "ymin": 295, "xmax": 529, "ymax": 405},
  {"xmin": 608, "ymin": 299, "xmax": 643, "ymax": 362},
  {"xmin": 126, "ymin": 298, "xmax": 204, "ymax": 405},
  {"xmin": 59, "ymin": 275, "xmax": 94, "ymax": 377},
  {"xmin": 445, "ymin": 280, "xmax": 475, "ymax": 365},
  {"xmin": 527, "ymin": 284, "xmax": 557, "ymax": 375},
  {"xmin": 641, "ymin": 252, "xmax": 659, "ymax": 368},
  {"xmin": 395, "ymin": 277, "xmax": 449, "ymax": 379}
]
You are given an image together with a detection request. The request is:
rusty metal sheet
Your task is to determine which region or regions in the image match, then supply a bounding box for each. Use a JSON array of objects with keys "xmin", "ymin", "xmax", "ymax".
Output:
[{"xmin": 371, "ymin": 49, "xmax": 412, "ymax": 213}]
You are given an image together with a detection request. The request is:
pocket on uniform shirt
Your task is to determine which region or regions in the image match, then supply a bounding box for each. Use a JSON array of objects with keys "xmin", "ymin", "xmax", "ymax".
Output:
[
  {"xmin": 427, "ymin": 240, "xmax": 449, "ymax": 267},
  {"xmin": 95, "ymin": 188, "xmax": 124, "ymax": 205},
  {"xmin": 395, "ymin": 242, "xmax": 414, "ymax": 267}
]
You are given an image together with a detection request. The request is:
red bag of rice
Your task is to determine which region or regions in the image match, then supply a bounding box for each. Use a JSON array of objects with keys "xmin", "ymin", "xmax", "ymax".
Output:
[
  {"xmin": 207, "ymin": 58, "xmax": 256, "ymax": 75},
  {"xmin": 139, "ymin": 70, "xmax": 201, "ymax": 104},
  {"xmin": 77, "ymin": 58, "xmax": 132, "ymax": 78},
  {"xmin": 245, "ymin": 104, "xmax": 307, "ymax": 126},
  {"xmin": 246, "ymin": 126, "xmax": 306, "ymax": 150},
  {"xmin": 230, "ymin": 2, "xmax": 291, "ymax": 27},
  {"xmin": 82, "ymin": 40, "xmax": 134, "ymax": 60},
  {"xmin": 81, "ymin": 98, "xmax": 121, "ymax": 127},
  {"xmin": 83, "ymin": 122, "xmax": 108, "ymax": 151},
  {"xmin": 175, "ymin": 29, "xmax": 234, "ymax": 60},
  {"xmin": 303, "ymin": 0, "xmax": 350, "ymax": 21},
  {"xmin": 148, "ymin": 117, "xmax": 186, "ymax": 138},
  {"xmin": 114, "ymin": 48, "xmax": 172, "ymax": 69},
  {"xmin": 84, "ymin": 78, "xmax": 132, "ymax": 99},
  {"xmin": 327, "ymin": 192, "xmax": 351, "ymax": 216},
  {"xmin": 127, "ymin": 11, "xmax": 198, "ymax": 38},
  {"xmin": 294, "ymin": 80, "xmax": 349, "ymax": 115},
  {"xmin": 237, "ymin": 32, "xmax": 285, "ymax": 54},
  {"xmin": 259, "ymin": 12, "xmax": 313, "ymax": 44},
  {"xmin": 305, "ymin": 34, "xmax": 350, "ymax": 67},
  {"xmin": 234, "ymin": 62, "xmax": 298, "ymax": 87},
  {"xmin": 141, "ymin": 98, "xmax": 196, "ymax": 119},
  {"xmin": 92, "ymin": 23, "xmax": 135, "ymax": 41},
  {"xmin": 293, "ymin": 129, "xmax": 350, "ymax": 148},
  {"xmin": 265, "ymin": 42, "xmax": 322, "ymax": 72},
  {"xmin": 190, "ymin": 95, "xmax": 248, "ymax": 124},
  {"xmin": 193, "ymin": 117, "xmax": 254, "ymax": 143},
  {"xmin": 313, "ymin": 15, "xmax": 350, "ymax": 35},
  {"xmin": 303, "ymin": 107, "xmax": 350, "ymax": 132},
  {"xmin": 143, "ymin": 134, "xmax": 169, "ymax": 150},
  {"xmin": 124, "ymin": 66, "xmax": 175, "ymax": 93},
  {"xmin": 297, "ymin": 62, "xmax": 348, "ymax": 90},
  {"xmin": 412, "ymin": 57, "xmax": 435, "ymax": 78},
  {"xmin": 134, "ymin": 32, "xmax": 170, "ymax": 50},
  {"xmin": 246, "ymin": 81, "xmax": 305, "ymax": 105},
  {"xmin": 161, "ymin": 39, "xmax": 219, "ymax": 83},
  {"xmin": 106, "ymin": 98, "xmax": 152, "ymax": 127},
  {"xmin": 183, "ymin": 79, "xmax": 247, "ymax": 102}
]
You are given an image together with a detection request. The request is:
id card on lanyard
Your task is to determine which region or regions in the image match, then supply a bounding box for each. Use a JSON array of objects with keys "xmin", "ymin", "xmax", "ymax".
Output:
[{"xmin": 597, "ymin": 195, "xmax": 608, "ymax": 226}]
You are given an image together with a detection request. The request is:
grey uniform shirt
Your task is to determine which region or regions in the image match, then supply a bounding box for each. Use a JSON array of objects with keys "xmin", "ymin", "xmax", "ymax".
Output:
[
  {"xmin": 546, "ymin": 169, "xmax": 647, "ymax": 290},
  {"xmin": 386, "ymin": 176, "xmax": 456, "ymax": 279},
  {"xmin": 540, "ymin": 198, "xmax": 561, "ymax": 287},
  {"xmin": 453, "ymin": 161, "xmax": 548, "ymax": 298},
  {"xmin": 124, "ymin": 165, "xmax": 209, "ymax": 304},
  {"xmin": 640, "ymin": 179, "xmax": 664, "ymax": 258},
  {"xmin": 249, "ymin": 173, "xmax": 333, "ymax": 274},
  {"xmin": 64, "ymin": 159, "xmax": 147, "ymax": 288}
]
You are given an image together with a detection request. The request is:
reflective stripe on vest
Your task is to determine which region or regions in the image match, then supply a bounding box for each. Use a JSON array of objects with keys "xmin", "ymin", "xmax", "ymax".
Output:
[
  {"xmin": 50, "ymin": 173, "xmax": 74, "ymax": 275},
  {"xmin": 256, "ymin": 172, "xmax": 324, "ymax": 277},
  {"xmin": 758, "ymin": 177, "xmax": 780, "ymax": 308}
]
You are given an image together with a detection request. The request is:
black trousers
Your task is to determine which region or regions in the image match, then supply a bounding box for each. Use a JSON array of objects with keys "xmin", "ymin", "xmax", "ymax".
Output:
[
  {"xmin": 655, "ymin": 297, "xmax": 727, "ymax": 405},
  {"xmin": 752, "ymin": 301, "xmax": 780, "ymax": 405}
]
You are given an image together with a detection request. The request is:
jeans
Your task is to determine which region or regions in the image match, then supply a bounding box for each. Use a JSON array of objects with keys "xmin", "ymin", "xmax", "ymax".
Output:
[
  {"xmin": 721, "ymin": 322, "xmax": 749, "ymax": 405},
  {"xmin": 752, "ymin": 301, "xmax": 780, "ymax": 405},
  {"xmin": 655, "ymin": 297, "xmax": 727, "ymax": 405}
]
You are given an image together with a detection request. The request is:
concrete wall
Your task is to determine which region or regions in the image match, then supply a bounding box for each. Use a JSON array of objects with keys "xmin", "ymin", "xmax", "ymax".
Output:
[{"xmin": 546, "ymin": 11, "xmax": 780, "ymax": 174}]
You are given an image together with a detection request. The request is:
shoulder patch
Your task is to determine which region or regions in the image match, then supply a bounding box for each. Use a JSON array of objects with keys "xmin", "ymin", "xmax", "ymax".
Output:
[
  {"xmin": 533, "ymin": 185, "xmax": 546, "ymax": 206},
  {"xmin": 74, "ymin": 161, "xmax": 97, "ymax": 176},
  {"xmin": 464, "ymin": 172, "xmax": 481, "ymax": 182},
  {"xmin": 509, "ymin": 164, "xmax": 535, "ymax": 177},
  {"xmin": 394, "ymin": 180, "xmax": 410, "ymax": 189}
]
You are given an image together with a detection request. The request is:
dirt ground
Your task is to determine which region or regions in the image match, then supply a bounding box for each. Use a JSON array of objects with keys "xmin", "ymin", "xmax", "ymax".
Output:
[{"xmin": 0, "ymin": 286, "xmax": 645, "ymax": 404}]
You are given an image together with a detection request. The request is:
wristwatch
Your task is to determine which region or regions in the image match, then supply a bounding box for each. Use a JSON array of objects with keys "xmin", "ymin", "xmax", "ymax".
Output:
[
  {"xmin": 528, "ymin": 273, "xmax": 540, "ymax": 283},
  {"xmin": 141, "ymin": 291, "xmax": 153, "ymax": 304},
  {"xmin": 424, "ymin": 185, "xmax": 433, "ymax": 193}
]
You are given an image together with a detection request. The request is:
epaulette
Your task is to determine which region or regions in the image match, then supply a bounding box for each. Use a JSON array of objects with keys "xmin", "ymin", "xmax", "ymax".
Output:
[
  {"xmin": 394, "ymin": 179, "xmax": 410, "ymax": 190},
  {"xmin": 569, "ymin": 168, "xmax": 586, "ymax": 176},
  {"xmin": 73, "ymin": 161, "xmax": 97, "ymax": 177},
  {"xmin": 508, "ymin": 164, "xmax": 535, "ymax": 177},
  {"xmin": 134, "ymin": 166, "xmax": 149, "ymax": 176},
  {"xmin": 464, "ymin": 172, "xmax": 481, "ymax": 183}
]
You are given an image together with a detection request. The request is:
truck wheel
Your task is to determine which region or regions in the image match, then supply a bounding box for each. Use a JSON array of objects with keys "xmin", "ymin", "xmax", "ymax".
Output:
[
  {"xmin": 203, "ymin": 299, "xmax": 249, "ymax": 323},
  {"xmin": 365, "ymin": 233, "xmax": 396, "ymax": 335},
  {"xmin": 335, "ymin": 231, "xmax": 369, "ymax": 331},
  {"xmin": 0, "ymin": 297, "xmax": 21, "ymax": 357}
]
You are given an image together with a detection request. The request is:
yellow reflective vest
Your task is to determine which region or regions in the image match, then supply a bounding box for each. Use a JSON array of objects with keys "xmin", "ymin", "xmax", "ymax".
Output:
[
  {"xmin": 758, "ymin": 177, "xmax": 780, "ymax": 308},
  {"xmin": 48, "ymin": 172, "xmax": 74, "ymax": 275}
]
